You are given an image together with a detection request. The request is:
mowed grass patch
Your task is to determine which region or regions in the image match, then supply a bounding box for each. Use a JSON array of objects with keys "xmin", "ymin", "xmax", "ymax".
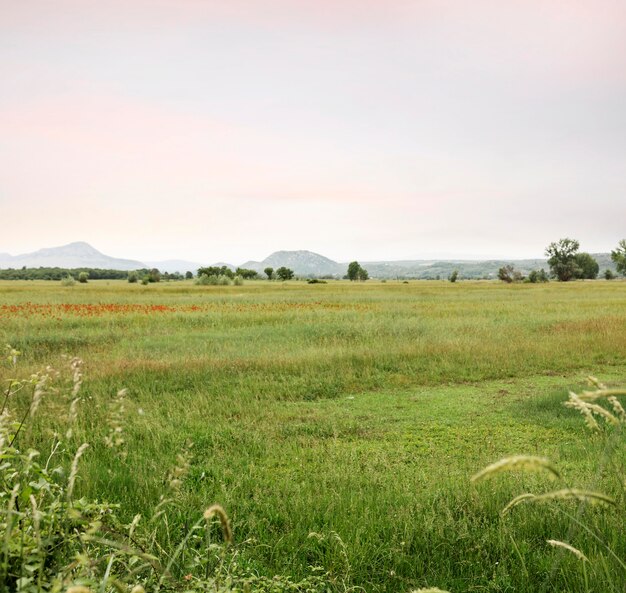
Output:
[{"xmin": 1, "ymin": 279, "xmax": 625, "ymax": 591}]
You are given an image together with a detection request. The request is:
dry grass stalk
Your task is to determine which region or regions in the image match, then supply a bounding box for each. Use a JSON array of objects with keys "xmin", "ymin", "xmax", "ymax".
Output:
[
  {"xmin": 564, "ymin": 392, "xmax": 600, "ymax": 431},
  {"xmin": 471, "ymin": 455, "xmax": 560, "ymax": 483},
  {"xmin": 67, "ymin": 443, "xmax": 89, "ymax": 501},
  {"xmin": 204, "ymin": 504, "xmax": 233, "ymax": 544},
  {"xmin": 547, "ymin": 539, "xmax": 589, "ymax": 562},
  {"xmin": 502, "ymin": 488, "xmax": 616, "ymax": 515}
]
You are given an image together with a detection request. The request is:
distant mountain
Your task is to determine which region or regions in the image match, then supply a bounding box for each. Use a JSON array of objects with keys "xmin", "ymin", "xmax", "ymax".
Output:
[
  {"xmin": 241, "ymin": 250, "xmax": 345, "ymax": 277},
  {"xmin": 0, "ymin": 243, "xmax": 617, "ymax": 279},
  {"xmin": 0, "ymin": 242, "xmax": 145, "ymax": 271}
]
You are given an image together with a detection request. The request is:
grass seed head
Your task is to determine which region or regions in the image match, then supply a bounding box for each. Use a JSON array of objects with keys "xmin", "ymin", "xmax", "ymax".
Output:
[
  {"xmin": 547, "ymin": 539, "xmax": 589, "ymax": 562},
  {"xmin": 471, "ymin": 455, "xmax": 560, "ymax": 483},
  {"xmin": 204, "ymin": 504, "xmax": 233, "ymax": 544}
]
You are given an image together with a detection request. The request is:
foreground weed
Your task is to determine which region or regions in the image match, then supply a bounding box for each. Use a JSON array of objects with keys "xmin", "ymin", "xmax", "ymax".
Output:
[
  {"xmin": 473, "ymin": 377, "xmax": 625, "ymax": 591},
  {"xmin": 0, "ymin": 348, "xmax": 335, "ymax": 592}
]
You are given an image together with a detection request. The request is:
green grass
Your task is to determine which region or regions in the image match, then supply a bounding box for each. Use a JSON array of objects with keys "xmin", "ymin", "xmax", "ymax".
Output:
[{"xmin": 1, "ymin": 279, "xmax": 625, "ymax": 592}]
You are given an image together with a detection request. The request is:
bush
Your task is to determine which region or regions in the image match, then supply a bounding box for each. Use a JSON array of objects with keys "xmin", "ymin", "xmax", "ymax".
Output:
[
  {"xmin": 128, "ymin": 270, "xmax": 139, "ymax": 283},
  {"xmin": 78, "ymin": 271, "xmax": 89, "ymax": 283},
  {"xmin": 60, "ymin": 274, "xmax": 75, "ymax": 286},
  {"xmin": 498, "ymin": 265, "xmax": 523, "ymax": 283},
  {"xmin": 195, "ymin": 273, "xmax": 213, "ymax": 285},
  {"xmin": 605, "ymin": 269, "xmax": 616, "ymax": 280},
  {"xmin": 574, "ymin": 252, "xmax": 599, "ymax": 279},
  {"xmin": 233, "ymin": 275, "xmax": 244, "ymax": 286},
  {"xmin": 448, "ymin": 270, "xmax": 459, "ymax": 283}
]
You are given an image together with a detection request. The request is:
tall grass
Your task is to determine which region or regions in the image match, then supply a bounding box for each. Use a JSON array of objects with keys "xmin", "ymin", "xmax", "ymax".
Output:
[{"xmin": 1, "ymin": 280, "xmax": 625, "ymax": 591}]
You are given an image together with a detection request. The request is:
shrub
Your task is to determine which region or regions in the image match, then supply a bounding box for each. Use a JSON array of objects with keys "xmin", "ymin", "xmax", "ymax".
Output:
[
  {"xmin": 61, "ymin": 274, "xmax": 75, "ymax": 286},
  {"xmin": 574, "ymin": 252, "xmax": 599, "ymax": 279},
  {"xmin": 233, "ymin": 275, "xmax": 244, "ymax": 286},
  {"xmin": 448, "ymin": 270, "xmax": 458, "ymax": 283},
  {"xmin": 605, "ymin": 269, "xmax": 616, "ymax": 280},
  {"xmin": 128, "ymin": 270, "xmax": 139, "ymax": 283},
  {"xmin": 78, "ymin": 271, "xmax": 89, "ymax": 283},
  {"xmin": 195, "ymin": 273, "xmax": 212, "ymax": 285},
  {"xmin": 498, "ymin": 265, "xmax": 523, "ymax": 283}
]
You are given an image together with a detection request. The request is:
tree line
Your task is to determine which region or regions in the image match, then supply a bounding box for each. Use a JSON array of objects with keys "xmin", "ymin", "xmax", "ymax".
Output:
[{"xmin": 497, "ymin": 238, "xmax": 626, "ymax": 283}]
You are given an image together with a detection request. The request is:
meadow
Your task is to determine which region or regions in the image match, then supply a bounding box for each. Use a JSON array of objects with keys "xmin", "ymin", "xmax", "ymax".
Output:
[{"xmin": 1, "ymin": 279, "xmax": 625, "ymax": 592}]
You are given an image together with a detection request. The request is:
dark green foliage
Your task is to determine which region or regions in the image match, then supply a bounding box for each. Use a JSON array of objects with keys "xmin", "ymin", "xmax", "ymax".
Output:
[
  {"xmin": 574, "ymin": 252, "xmax": 599, "ymax": 279},
  {"xmin": 448, "ymin": 269, "xmax": 459, "ymax": 283},
  {"xmin": 148, "ymin": 268, "xmax": 161, "ymax": 283},
  {"xmin": 78, "ymin": 271, "xmax": 89, "ymax": 283},
  {"xmin": 611, "ymin": 239, "xmax": 626, "ymax": 276},
  {"xmin": 127, "ymin": 270, "xmax": 139, "ymax": 283},
  {"xmin": 605, "ymin": 269, "xmax": 616, "ymax": 280},
  {"xmin": 236, "ymin": 268, "xmax": 259, "ymax": 279},
  {"xmin": 307, "ymin": 278, "xmax": 327, "ymax": 284},
  {"xmin": 0, "ymin": 267, "xmax": 130, "ymax": 281},
  {"xmin": 527, "ymin": 269, "xmax": 549, "ymax": 283},
  {"xmin": 347, "ymin": 261, "xmax": 369, "ymax": 281},
  {"xmin": 264, "ymin": 267, "xmax": 274, "ymax": 280},
  {"xmin": 276, "ymin": 266, "xmax": 294, "ymax": 281},
  {"xmin": 185, "ymin": 271, "xmax": 194, "ymax": 279},
  {"xmin": 545, "ymin": 238, "xmax": 581, "ymax": 281},
  {"xmin": 198, "ymin": 266, "xmax": 234, "ymax": 279}
]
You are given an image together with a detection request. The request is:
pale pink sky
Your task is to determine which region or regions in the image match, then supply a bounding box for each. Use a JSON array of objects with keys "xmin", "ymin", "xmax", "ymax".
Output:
[{"xmin": 1, "ymin": 0, "xmax": 625, "ymax": 263}]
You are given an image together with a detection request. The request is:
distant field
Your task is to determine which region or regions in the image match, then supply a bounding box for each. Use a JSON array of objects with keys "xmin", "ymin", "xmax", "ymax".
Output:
[{"xmin": 1, "ymin": 279, "xmax": 625, "ymax": 592}]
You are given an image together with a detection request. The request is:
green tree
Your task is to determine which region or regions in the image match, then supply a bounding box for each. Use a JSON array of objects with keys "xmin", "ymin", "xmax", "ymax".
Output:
[
  {"xmin": 574, "ymin": 252, "xmax": 599, "ymax": 279},
  {"xmin": 185, "ymin": 271, "xmax": 193, "ymax": 280},
  {"xmin": 347, "ymin": 261, "xmax": 369, "ymax": 281},
  {"xmin": 545, "ymin": 238, "xmax": 580, "ymax": 281},
  {"xmin": 264, "ymin": 267, "xmax": 274, "ymax": 280},
  {"xmin": 78, "ymin": 271, "xmax": 89, "ymax": 283},
  {"xmin": 236, "ymin": 268, "xmax": 259, "ymax": 279},
  {"xmin": 498, "ymin": 265, "xmax": 523, "ymax": 283},
  {"xmin": 148, "ymin": 268, "xmax": 161, "ymax": 283},
  {"xmin": 127, "ymin": 271, "xmax": 139, "ymax": 283},
  {"xmin": 347, "ymin": 261, "xmax": 361, "ymax": 281},
  {"xmin": 611, "ymin": 239, "xmax": 626, "ymax": 276},
  {"xmin": 276, "ymin": 267, "xmax": 294, "ymax": 281},
  {"xmin": 198, "ymin": 266, "xmax": 234, "ymax": 279},
  {"xmin": 448, "ymin": 270, "xmax": 459, "ymax": 283},
  {"xmin": 604, "ymin": 269, "xmax": 616, "ymax": 280}
]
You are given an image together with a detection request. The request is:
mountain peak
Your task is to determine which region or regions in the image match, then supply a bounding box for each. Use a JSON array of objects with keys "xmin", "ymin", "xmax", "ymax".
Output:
[{"xmin": 0, "ymin": 242, "xmax": 145, "ymax": 270}]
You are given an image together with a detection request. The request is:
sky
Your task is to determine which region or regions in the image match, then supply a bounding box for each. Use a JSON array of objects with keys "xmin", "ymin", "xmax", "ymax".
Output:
[{"xmin": 1, "ymin": 0, "xmax": 625, "ymax": 264}]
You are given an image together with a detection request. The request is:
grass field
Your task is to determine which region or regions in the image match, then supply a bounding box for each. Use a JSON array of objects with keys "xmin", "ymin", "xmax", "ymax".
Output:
[{"xmin": 1, "ymin": 279, "xmax": 625, "ymax": 592}]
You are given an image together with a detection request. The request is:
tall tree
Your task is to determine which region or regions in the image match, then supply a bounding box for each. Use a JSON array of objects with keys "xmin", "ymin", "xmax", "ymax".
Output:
[
  {"xmin": 347, "ymin": 261, "xmax": 368, "ymax": 281},
  {"xmin": 611, "ymin": 239, "xmax": 626, "ymax": 276},
  {"xmin": 276, "ymin": 267, "xmax": 294, "ymax": 281},
  {"xmin": 545, "ymin": 238, "xmax": 580, "ymax": 281}
]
